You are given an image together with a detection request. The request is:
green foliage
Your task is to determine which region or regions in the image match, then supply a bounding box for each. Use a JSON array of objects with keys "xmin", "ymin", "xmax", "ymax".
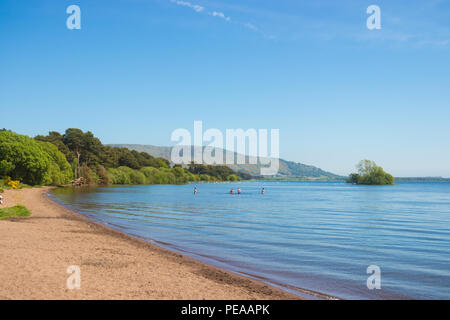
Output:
[
  {"xmin": 108, "ymin": 166, "xmax": 149, "ymax": 185},
  {"xmin": 347, "ymin": 160, "xmax": 394, "ymax": 185},
  {"xmin": 3, "ymin": 128, "xmax": 250, "ymax": 187},
  {"xmin": 172, "ymin": 166, "xmax": 188, "ymax": 184},
  {"xmin": 185, "ymin": 171, "xmax": 199, "ymax": 182},
  {"xmin": 0, "ymin": 131, "xmax": 50, "ymax": 185},
  {"xmin": 96, "ymin": 164, "xmax": 110, "ymax": 185},
  {"xmin": 62, "ymin": 128, "xmax": 103, "ymax": 165},
  {"xmin": 200, "ymin": 174, "xmax": 211, "ymax": 182},
  {"xmin": 140, "ymin": 167, "xmax": 160, "ymax": 184},
  {"xmin": 187, "ymin": 163, "xmax": 246, "ymax": 181},
  {"xmin": 0, "ymin": 205, "xmax": 31, "ymax": 220},
  {"xmin": 35, "ymin": 131, "xmax": 74, "ymax": 162},
  {"xmin": 0, "ymin": 131, "xmax": 72, "ymax": 185},
  {"xmin": 0, "ymin": 160, "xmax": 15, "ymax": 177},
  {"xmin": 108, "ymin": 166, "xmax": 205, "ymax": 185},
  {"xmin": 38, "ymin": 141, "xmax": 73, "ymax": 185},
  {"xmin": 346, "ymin": 173, "xmax": 360, "ymax": 184},
  {"xmin": 159, "ymin": 168, "xmax": 177, "ymax": 184},
  {"xmin": 129, "ymin": 169, "xmax": 146, "ymax": 185},
  {"xmin": 152, "ymin": 169, "xmax": 168, "ymax": 184},
  {"xmin": 35, "ymin": 128, "xmax": 240, "ymax": 186},
  {"xmin": 37, "ymin": 129, "xmax": 171, "ymax": 175},
  {"xmin": 80, "ymin": 163, "xmax": 95, "ymax": 185},
  {"xmin": 108, "ymin": 167, "xmax": 132, "ymax": 184}
]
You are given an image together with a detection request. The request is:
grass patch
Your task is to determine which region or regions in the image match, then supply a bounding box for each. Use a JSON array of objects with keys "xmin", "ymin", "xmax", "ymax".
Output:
[{"xmin": 0, "ymin": 205, "xmax": 31, "ymax": 220}]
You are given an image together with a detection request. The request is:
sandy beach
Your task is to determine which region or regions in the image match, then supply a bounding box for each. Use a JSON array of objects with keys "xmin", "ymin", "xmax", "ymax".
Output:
[{"xmin": 0, "ymin": 187, "xmax": 299, "ymax": 300}]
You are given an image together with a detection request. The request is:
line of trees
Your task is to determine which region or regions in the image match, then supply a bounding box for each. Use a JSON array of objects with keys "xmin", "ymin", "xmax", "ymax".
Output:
[
  {"xmin": 186, "ymin": 163, "xmax": 252, "ymax": 181},
  {"xmin": 1, "ymin": 128, "xmax": 251, "ymax": 186}
]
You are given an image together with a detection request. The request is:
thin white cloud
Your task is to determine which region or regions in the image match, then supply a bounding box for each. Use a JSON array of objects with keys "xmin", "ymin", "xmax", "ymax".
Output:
[
  {"xmin": 243, "ymin": 23, "xmax": 258, "ymax": 31},
  {"xmin": 167, "ymin": 0, "xmax": 271, "ymax": 37},
  {"xmin": 211, "ymin": 11, "xmax": 231, "ymax": 22},
  {"xmin": 170, "ymin": 0, "xmax": 204, "ymax": 13}
]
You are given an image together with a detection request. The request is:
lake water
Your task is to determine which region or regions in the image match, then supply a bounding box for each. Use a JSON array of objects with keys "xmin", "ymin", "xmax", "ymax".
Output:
[{"xmin": 50, "ymin": 181, "xmax": 450, "ymax": 299}]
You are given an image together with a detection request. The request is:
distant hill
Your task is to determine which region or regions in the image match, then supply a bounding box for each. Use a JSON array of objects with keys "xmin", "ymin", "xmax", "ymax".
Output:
[
  {"xmin": 109, "ymin": 144, "xmax": 343, "ymax": 180},
  {"xmin": 395, "ymin": 177, "xmax": 450, "ymax": 182}
]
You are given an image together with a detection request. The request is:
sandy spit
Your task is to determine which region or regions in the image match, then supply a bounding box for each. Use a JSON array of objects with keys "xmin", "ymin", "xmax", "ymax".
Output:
[{"xmin": 0, "ymin": 187, "xmax": 300, "ymax": 300}]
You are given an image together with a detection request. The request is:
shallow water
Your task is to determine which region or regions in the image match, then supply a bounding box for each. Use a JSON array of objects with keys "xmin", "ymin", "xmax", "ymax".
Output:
[{"xmin": 50, "ymin": 181, "xmax": 450, "ymax": 299}]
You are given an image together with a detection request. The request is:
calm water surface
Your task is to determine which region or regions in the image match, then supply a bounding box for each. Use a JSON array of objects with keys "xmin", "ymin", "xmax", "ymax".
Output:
[{"xmin": 50, "ymin": 181, "xmax": 450, "ymax": 299}]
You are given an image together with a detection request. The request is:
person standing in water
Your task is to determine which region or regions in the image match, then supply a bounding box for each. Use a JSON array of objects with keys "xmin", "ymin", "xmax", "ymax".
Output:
[
  {"xmin": 230, "ymin": 189, "xmax": 234, "ymax": 194},
  {"xmin": 261, "ymin": 188, "xmax": 265, "ymax": 195},
  {"xmin": 194, "ymin": 187, "xmax": 198, "ymax": 195},
  {"xmin": 237, "ymin": 188, "xmax": 241, "ymax": 195}
]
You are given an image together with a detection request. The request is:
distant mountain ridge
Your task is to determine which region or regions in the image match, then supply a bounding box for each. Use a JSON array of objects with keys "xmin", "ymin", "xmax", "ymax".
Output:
[{"xmin": 109, "ymin": 144, "xmax": 343, "ymax": 180}]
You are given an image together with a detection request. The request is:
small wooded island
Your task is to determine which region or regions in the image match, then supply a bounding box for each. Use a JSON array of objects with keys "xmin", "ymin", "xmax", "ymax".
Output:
[{"xmin": 347, "ymin": 160, "xmax": 394, "ymax": 185}]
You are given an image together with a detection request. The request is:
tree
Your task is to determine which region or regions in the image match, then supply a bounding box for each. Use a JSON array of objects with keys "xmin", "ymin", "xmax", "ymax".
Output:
[
  {"xmin": 38, "ymin": 141, "xmax": 74, "ymax": 185},
  {"xmin": 63, "ymin": 129, "xmax": 85, "ymax": 164},
  {"xmin": 33, "ymin": 128, "xmax": 243, "ymax": 186},
  {"xmin": 347, "ymin": 160, "xmax": 394, "ymax": 185},
  {"xmin": 80, "ymin": 163, "xmax": 94, "ymax": 185},
  {"xmin": 62, "ymin": 128, "xmax": 103, "ymax": 176},
  {"xmin": 0, "ymin": 131, "xmax": 72, "ymax": 185},
  {"xmin": 357, "ymin": 160, "xmax": 377, "ymax": 176},
  {"xmin": 0, "ymin": 160, "xmax": 15, "ymax": 177},
  {"xmin": 172, "ymin": 166, "xmax": 188, "ymax": 184},
  {"xmin": 35, "ymin": 131, "xmax": 74, "ymax": 162},
  {"xmin": 117, "ymin": 148, "xmax": 140, "ymax": 169},
  {"xmin": 346, "ymin": 173, "xmax": 360, "ymax": 184},
  {"xmin": 96, "ymin": 164, "xmax": 110, "ymax": 185}
]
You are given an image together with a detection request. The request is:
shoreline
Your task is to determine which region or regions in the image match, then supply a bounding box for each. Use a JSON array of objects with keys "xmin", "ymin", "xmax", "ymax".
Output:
[{"xmin": 0, "ymin": 187, "xmax": 301, "ymax": 300}]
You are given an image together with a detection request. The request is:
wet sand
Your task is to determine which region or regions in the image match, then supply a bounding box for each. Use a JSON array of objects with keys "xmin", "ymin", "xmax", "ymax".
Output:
[{"xmin": 0, "ymin": 187, "xmax": 300, "ymax": 300}]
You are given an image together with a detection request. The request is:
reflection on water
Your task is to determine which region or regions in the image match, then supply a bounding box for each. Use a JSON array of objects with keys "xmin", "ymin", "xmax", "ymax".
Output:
[{"xmin": 50, "ymin": 181, "xmax": 450, "ymax": 299}]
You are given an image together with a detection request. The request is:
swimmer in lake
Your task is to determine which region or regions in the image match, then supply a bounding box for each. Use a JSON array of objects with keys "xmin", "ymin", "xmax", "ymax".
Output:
[
  {"xmin": 237, "ymin": 188, "xmax": 241, "ymax": 195},
  {"xmin": 230, "ymin": 189, "xmax": 234, "ymax": 194}
]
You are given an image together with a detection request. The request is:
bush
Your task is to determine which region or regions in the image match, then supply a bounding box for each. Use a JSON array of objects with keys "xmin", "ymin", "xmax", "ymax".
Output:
[
  {"xmin": 346, "ymin": 173, "xmax": 360, "ymax": 184},
  {"xmin": 108, "ymin": 167, "xmax": 131, "ymax": 184},
  {"xmin": 0, "ymin": 160, "xmax": 15, "ymax": 177},
  {"xmin": 227, "ymin": 174, "xmax": 240, "ymax": 182},
  {"xmin": 152, "ymin": 168, "xmax": 176, "ymax": 184},
  {"xmin": 129, "ymin": 170, "xmax": 146, "ymax": 185},
  {"xmin": 107, "ymin": 166, "xmax": 146, "ymax": 185},
  {"xmin": 140, "ymin": 167, "xmax": 160, "ymax": 184},
  {"xmin": 185, "ymin": 171, "xmax": 199, "ymax": 182},
  {"xmin": 80, "ymin": 163, "xmax": 95, "ymax": 185},
  {"xmin": 0, "ymin": 131, "xmax": 72, "ymax": 185},
  {"xmin": 347, "ymin": 160, "xmax": 394, "ymax": 185},
  {"xmin": 96, "ymin": 164, "xmax": 110, "ymax": 185},
  {"xmin": 8, "ymin": 180, "xmax": 20, "ymax": 189},
  {"xmin": 38, "ymin": 141, "xmax": 73, "ymax": 185},
  {"xmin": 172, "ymin": 166, "xmax": 188, "ymax": 184},
  {"xmin": 0, "ymin": 131, "xmax": 51, "ymax": 185}
]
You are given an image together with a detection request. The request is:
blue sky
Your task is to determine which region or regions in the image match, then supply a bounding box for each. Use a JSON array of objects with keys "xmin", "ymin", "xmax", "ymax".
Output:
[{"xmin": 1, "ymin": 0, "xmax": 449, "ymax": 176}]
